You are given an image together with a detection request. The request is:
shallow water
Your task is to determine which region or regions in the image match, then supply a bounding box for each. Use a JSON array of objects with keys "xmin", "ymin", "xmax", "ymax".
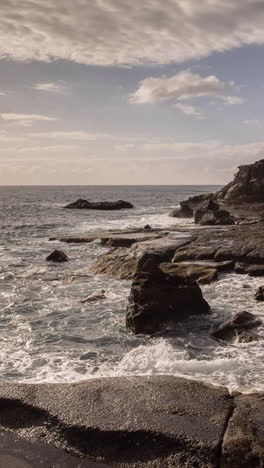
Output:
[{"xmin": 0, "ymin": 185, "xmax": 263, "ymax": 392}]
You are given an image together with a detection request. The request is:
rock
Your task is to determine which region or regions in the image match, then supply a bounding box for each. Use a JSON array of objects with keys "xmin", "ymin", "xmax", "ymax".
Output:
[
  {"xmin": 0, "ymin": 376, "xmax": 234, "ymax": 468},
  {"xmin": 126, "ymin": 252, "xmax": 210, "ymax": 334},
  {"xmin": 64, "ymin": 199, "xmax": 133, "ymax": 210},
  {"xmin": 160, "ymin": 262, "xmax": 218, "ymax": 284},
  {"xmin": 90, "ymin": 248, "xmax": 139, "ymax": 279},
  {"xmin": 211, "ymin": 311, "xmax": 262, "ymax": 342},
  {"xmin": 90, "ymin": 236, "xmax": 194, "ymax": 280},
  {"xmin": 254, "ymin": 286, "xmax": 264, "ymax": 301},
  {"xmin": 144, "ymin": 224, "xmax": 151, "ymax": 230},
  {"xmin": 80, "ymin": 289, "xmax": 106, "ymax": 303},
  {"xmin": 0, "ymin": 376, "xmax": 263, "ymax": 467},
  {"xmin": 169, "ymin": 204, "xmax": 193, "ymax": 218},
  {"xmin": 172, "ymin": 223, "xmax": 264, "ymax": 266},
  {"xmin": 50, "ymin": 229, "xmax": 163, "ymax": 247},
  {"xmin": 46, "ymin": 250, "xmax": 69, "ymax": 262},
  {"xmin": 235, "ymin": 263, "xmax": 264, "ymax": 276},
  {"xmin": 194, "ymin": 199, "xmax": 235, "ymax": 226},
  {"xmin": 217, "ymin": 158, "xmax": 264, "ymax": 203},
  {"xmin": 169, "ymin": 193, "xmax": 213, "ymax": 218},
  {"xmin": 221, "ymin": 393, "xmax": 264, "ymax": 467},
  {"xmin": 236, "ymin": 331, "xmax": 264, "ymax": 343}
]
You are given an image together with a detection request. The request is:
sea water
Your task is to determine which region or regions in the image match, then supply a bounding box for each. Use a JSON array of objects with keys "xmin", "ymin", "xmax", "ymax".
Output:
[{"xmin": 0, "ymin": 185, "xmax": 263, "ymax": 392}]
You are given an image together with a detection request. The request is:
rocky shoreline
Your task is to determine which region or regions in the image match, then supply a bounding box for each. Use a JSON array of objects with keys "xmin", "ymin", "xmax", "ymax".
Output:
[{"xmin": 2, "ymin": 160, "xmax": 264, "ymax": 466}]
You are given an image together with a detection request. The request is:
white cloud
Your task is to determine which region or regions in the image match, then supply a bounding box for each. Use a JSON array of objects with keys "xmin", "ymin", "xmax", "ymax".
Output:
[
  {"xmin": 175, "ymin": 102, "xmax": 201, "ymax": 117},
  {"xmin": 130, "ymin": 71, "xmax": 228, "ymax": 104},
  {"xmin": 32, "ymin": 82, "xmax": 68, "ymax": 93},
  {"xmin": 243, "ymin": 119, "xmax": 262, "ymax": 127},
  {"xmin": 222, "ymin": 95, "xmax": 244, "ymax": 105},
  {"xmin": 29, "ymin": 131, "xmax": 113, "ymax": 140},
  {"xmin": 1, "ymin": 113, "xmax": 57, "ymax": 126},
  {"xmin": 0, "ymin": 1, "xmax": 264, "ymax": 66}
]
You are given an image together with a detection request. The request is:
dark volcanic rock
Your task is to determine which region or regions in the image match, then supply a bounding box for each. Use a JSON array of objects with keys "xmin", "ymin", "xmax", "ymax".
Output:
[
  {"xmin": 126, "ymin": 252, "xmax": 210, "ymax": 334},
  {"xmin": 211, "ymin": 311, "xmax": 262, "ymax": 342},
  {"xmin": 254, "ymin": 286, "xmax": 264, "ymax": 301},
  {"xmin": 46, "ymin": 250, "xmax": 69, "ymax": 262},
  {"xmin": 217, "ymin": 158, "xmax": 264, "ymax": 203},
  {"xmin": 64, "ymin": 199, "xmax": 133, "ymax": 210}
]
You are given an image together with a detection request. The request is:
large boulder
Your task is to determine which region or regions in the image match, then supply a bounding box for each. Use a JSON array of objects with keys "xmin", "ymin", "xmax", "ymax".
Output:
[
  {"xmin": 64, "ymin": 199, "xmax": 133, "ymax": 210},
  {"xmin": 216, "ymin": 159, "xmax": 264, "ymax": 203},
  {"xmin": 126, "ymin": 252, "xmax": 210, "ymax": 334},
  {"xmin": 211, "ymin": 311, "xmax": 262, "ymax": 342}
]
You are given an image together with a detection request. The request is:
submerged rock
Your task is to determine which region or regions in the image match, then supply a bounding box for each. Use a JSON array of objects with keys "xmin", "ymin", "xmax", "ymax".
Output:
[
  {"xmin": 80, "ymin": 289, "xmax": 106, "ymax": 303},
  {"xmin": 64, "ymin": 199, "xmax": 133, "ymax": 210},
  {"xmin": 254, "ymin": 286, "xmax": 264, "ymax": 301},
  {"xmin": 46, "ymin": 250, "xmax": 69, "ymax": 262},
  {"xmin": 126, "ymin": 252, "xmax": 210, "ymax": 335},
  {"xmin": 211, "ymin": 311, "xmax": 262, "ymax": 342}
]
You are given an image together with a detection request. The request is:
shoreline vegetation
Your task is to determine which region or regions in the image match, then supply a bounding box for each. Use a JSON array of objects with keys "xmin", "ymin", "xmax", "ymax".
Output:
[{"xmin": 2, "ymin": 159, "xmax": 264, "ymax": 467}]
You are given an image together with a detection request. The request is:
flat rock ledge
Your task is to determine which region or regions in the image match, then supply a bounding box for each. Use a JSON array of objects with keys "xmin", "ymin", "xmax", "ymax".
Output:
[{"xmin": 0, "ymin": 376, "xmax": 263, "ymax": 468}]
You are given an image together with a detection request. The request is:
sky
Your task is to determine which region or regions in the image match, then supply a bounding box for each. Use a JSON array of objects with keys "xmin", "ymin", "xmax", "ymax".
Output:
[{"xmin": 1, "ymin": 0, "xmax": 264, "ymax": 185}]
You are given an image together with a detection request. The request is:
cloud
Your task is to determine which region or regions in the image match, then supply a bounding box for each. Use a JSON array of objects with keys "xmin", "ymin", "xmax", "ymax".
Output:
[
  {"xmin": 130, "ymin": 70, "xmax": 228, "ymax": 104},
  {"xmin": 32, "ymin": 81, "xmax": 68, "ymax": 93},
  {"xmin": 243, "ymin": 119, "xmax": 262, "ymax": 127},
  {"xmin": 1, "ymin": 113, "xmax": 57, "ymax": 126},
  {"xmin": 29, "ymin": 131, "xmax": 113, "ymax": 140},
  {"xmin": 222, "ymin": 95, "xmax": 244, "ymax": 105},
  {"xmin": 0, "ymin": 1, "xmax": 264, "ymax": 66},
  {"xmin": 175, "ymin": 102, "xmax": 201, "ymax": 117}
]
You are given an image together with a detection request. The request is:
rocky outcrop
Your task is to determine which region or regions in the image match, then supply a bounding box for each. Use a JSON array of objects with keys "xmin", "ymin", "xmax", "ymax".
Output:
[
  {"xmin": 46, "ymin": 250, "xmax": 69, "ymax": 262},
  {"xmin": 64, "ymin": 199, "xmax": 133, "ymax": 210},
  {"xmin": 169, "ymin": 193, "xmax": 212, "ymax": 218},
  {"xmin": 0, "ymin": 376, "xmax": 263, "ymax": 468},
  {"xmin": 216, "ymin": 159, "xmax": 264, "ymax": 203},
  {"xmin": 50, "ymin": 229, "xmax": 164, "ymax": 247},
  {"xmin": 126, "ymin": 252, "xmax": 210, "ymax": 334},
  {"xmin": 172, "ymin": 223, "xmax": 264, "ymax": 266},
  {"xmin": 211, "ymin": 311, "xmax": 262, "ymax": 342},
  {"xmin": 90, "ymin": 235, "xmax": 194, "ymax": 279},
  {"xmin": 194, "ymin": 200, "xmax": 235, "ymax": 226},
  {"xmin": 171, "ymin": 160, "xmax": 264, "ymax": 223}
]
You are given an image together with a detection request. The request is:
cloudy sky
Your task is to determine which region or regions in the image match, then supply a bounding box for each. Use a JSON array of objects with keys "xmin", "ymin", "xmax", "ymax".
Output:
[{"xmin": 1, "ymin": 0, "xmax": 264, "ymax": 185}]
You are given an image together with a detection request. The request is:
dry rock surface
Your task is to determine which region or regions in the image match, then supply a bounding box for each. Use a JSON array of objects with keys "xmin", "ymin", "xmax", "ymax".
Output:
[{"xmin": 0, "ymin": 376, "xmax": 263, "ymax": 468}]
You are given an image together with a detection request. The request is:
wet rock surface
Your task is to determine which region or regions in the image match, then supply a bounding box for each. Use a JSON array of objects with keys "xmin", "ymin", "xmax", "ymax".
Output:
[
  {"xmin": 126, "ymin": 252, "xmax": 210, "ymax": 334},
  {"xmin": 255, "ymin": 286, "xmax": 264, "ymax": 301},
  {"xmin": 46, "ymin": 249, "xmax": 69, "ymax": 262},
  {"xmin": 211, "ymin": 311, "xmax": 262, "ymax": 342},
  {"xmin": 0, "ymin": 376, "xmax": 263, "ymax": 468},
  {"xmin": 64, "ymin": 199, "xmax": 134, "ymax": 210}
]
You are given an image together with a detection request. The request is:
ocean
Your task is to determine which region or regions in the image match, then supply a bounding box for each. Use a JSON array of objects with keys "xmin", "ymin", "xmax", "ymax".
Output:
[{"xmin": 0, "ymin": 185, "xmax": 263, "ymax": 392}]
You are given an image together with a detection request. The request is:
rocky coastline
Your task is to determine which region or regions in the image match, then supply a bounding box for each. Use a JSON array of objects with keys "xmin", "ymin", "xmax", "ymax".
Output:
[{"xmin": 2, "ymin": 160, "xmax": 264, "ymax": 467}]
